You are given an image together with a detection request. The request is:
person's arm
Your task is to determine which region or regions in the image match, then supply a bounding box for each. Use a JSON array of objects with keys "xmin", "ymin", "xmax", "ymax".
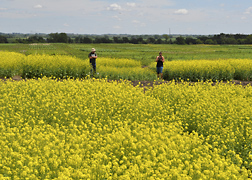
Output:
[
  {"xmin": 89, "ymin": 53, "xmax": 97, "ymax": 59},
  {"xmin": 162, "ymin": 56, "xmax": 165, "ymax": 62},
  {"xmin": 88, "ymin": 53, "xmax": 92, "ymax": 59},
  {"xmin": 156, "ymin": 56, "xmax": 159, "ymax": 62}
]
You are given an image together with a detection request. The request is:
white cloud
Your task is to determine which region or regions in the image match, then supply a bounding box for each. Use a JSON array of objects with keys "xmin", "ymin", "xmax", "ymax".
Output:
[
  {"xmin": 132, "ymin": 20, "xmax": 146, "ymax": 27},
  {"xmin": 137, "ymin": 0, "xmax": 174, "ymax": 7},
  {"xmin": 34, "ymin": 4, "xmax": 43, "ymax": 9},
  {"xmin": 244, "ymin": 7, "xmax": 252, "ymax": 14},
  {"xmin": 174, "ymin": 9, "xmax": 188, "ymax": 15},
  {"xmin": 1, "ymin": 0, "xmax": 251, "ymax": 35},
  {"xmin": 112, "ymin": 15, "xmax": 122, "ymax": 21},
  {"xmin": 132, "ymin": 20, "xmax": 139, "ymax": 23},
  {"xmin": 113, "ymin": 25, "xmax": 121, "ymax": 29},
  {"xmin": 107, "ymin": 3, "xmax": 122, "ymax": 11},
  {"xmin": 127, "ymin": 3, "xmax": 136, "ymax": 7}
]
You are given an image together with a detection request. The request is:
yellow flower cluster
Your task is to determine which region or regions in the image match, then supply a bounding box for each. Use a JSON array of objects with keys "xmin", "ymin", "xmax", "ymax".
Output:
[
  {"xmin": 147, "ymin": 80, "xmax": 252, "ymax": 172},
  {"xmin": 150, "ymin": 59, "xmax": 252, "ymax": 81},
  {"xmin": 98, "ymin": 57, "xmax": 142, "ymax": 68},
  {"xmin": 0, "ymin": 52, "xmax": 90, "ymax": 79},
  {"xmin": 0, "ymin": 52, "xmax": 25, "ymax": 77},
  {"xmin": 228, "ymin": 59, "xmax": 252, "ymax": 80},
  {"xmin": 1, "ymin": 78, "xmax": 251, "ymax": 179},
  {"xmin": 96, "ymin": 57, "xmax": 156, "ymax": 81},
  {"xmin": 0, "ymin": 52, "xmax": 156, "ymax": 80},
  {"xmin": 23, "ymin": 54, "xmax": 90, "ymax": 79}
]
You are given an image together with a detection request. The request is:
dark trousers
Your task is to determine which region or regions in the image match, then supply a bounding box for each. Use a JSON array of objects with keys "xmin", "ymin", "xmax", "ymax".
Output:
[{"xmin": 91, "ymin": 63, "xmax": 96, "ymax": 73}]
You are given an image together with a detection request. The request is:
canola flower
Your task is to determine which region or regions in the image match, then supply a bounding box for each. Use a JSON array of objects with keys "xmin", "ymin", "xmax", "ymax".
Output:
[
  {"xmin": 86, "ymin": 57, "xmax": 156, "ymax": 81},
  {"xmin": 22, "ymin": 54, "xmax": 90, "ymax": 79},
  {"xmin": 0, "ymin": 52, "xmax": 156, "ymax": 81},
  {"xmin": 98, "ymin": 57, "xmax": 142, "ymax": 68},
  {"xmin": 228, "ymin": 59, "xmax": 252, "ymax": 80},
  {"xmin": 2, "ymin": 51, "xmax": 252, "ymax": 81},
  {"xmin": 146, "ymin": 80, "xmax": 252, "ymax": 171},
  {"xmin": 150, "ymin": 59, "xmax": 252, "ymax": 81},
  {"xmin": 0, "ymin": 78, "xmax": 251, "ymax": 179},
  {"xmin": 0, "ymin": 52, "xmax": 25, "ymax": 78}
]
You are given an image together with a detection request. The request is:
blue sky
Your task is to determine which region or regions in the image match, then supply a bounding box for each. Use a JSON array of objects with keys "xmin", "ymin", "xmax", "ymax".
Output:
[{"xmin": 0, "ymin": 0, "xmax": 252, "ymax": 35}]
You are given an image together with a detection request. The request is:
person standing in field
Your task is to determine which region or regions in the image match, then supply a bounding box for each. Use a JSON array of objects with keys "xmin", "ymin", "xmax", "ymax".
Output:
[
  {"xmin": 88, "ymin": 48, "xmax": 97, "ymax": 74},
  {"xmin": 156, "ymin": 51, "xmax": 165, "ymax": 79}
]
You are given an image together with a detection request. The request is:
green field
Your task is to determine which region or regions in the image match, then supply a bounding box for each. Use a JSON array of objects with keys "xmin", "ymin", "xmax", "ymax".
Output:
[{"xmin": 1, "ymin": 43, "xmax": 252, "ymax": 65}]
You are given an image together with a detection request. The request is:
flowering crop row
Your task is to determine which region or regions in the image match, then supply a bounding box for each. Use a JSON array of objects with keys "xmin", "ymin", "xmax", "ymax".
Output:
[
  {"xmin": 150, "ymin": 59, "xmax": 252, "ymax": 81},
  {"xmin": 96, "ymin": 58, "xmax": 156, "ymax": 81},
  {"xmin": 1, "ymin": 78, "xmax": 251, "ymax": 179},
  {"xmin": 0, "ymin": 52, "xmax": 156, "ymax": 81},
  {"xmin": 0, "ymin": 52, "xmax": 89, "ymax": 79},
  {"xmin": 0, "ymin": 52, "xmax": 25, "ymax": 78},
  {"xmin": 228, "ymin": 59, "xmax": 252, "ymax": 80},
  {"xmin": 1, "ymin": 51, "xmax": 252, "ymax": 81}
]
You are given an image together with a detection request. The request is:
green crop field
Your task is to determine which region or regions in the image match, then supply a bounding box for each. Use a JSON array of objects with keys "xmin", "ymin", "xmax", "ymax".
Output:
[{"xmin": 1, "ymin": 43, "xmax": 252, "ymax": 65}]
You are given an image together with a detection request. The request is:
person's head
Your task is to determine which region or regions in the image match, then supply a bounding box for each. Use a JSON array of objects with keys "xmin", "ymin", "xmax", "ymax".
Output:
[
  {"xmin": 91, "ymin": 48, "xmax": 96, "ymax": 52},
  {"xmin": 159, "ymin": 51, "xmax": 162, "ymax": 56}
]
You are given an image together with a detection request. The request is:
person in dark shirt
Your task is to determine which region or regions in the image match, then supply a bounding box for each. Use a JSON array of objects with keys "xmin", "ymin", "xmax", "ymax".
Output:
[
  {"xmin": 88, "ymin": 48, "xmax": 97, "ymax": 74},
  {"xmin": 156, "ymin": 51, "xmax": 165, "ymax": 79}
]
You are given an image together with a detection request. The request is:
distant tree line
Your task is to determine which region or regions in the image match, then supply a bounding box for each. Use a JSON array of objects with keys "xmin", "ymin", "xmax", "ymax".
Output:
[
  {"xmin": 13, "ymin": 33, "xmax": 69, "ymax": 43},
  {"xmin": 0, "ymin": 35, "xmax": 8, "ymax": 43},
  {"xmin": 1, "ymin": 32, "xmax": 252, "ymax": 45},
  {"xmin": 182, "ymin": 33, "xmax": 252, "ymax": 45}
]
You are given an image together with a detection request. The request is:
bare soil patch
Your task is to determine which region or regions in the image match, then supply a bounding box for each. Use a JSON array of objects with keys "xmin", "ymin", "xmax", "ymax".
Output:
[
  {"xmin": 131, "ymin": 80, "xmax": 252, "ymax": 87},
  {"xmin": 1, "ymin": 76, "xmax": 252, "ymax": 88}
]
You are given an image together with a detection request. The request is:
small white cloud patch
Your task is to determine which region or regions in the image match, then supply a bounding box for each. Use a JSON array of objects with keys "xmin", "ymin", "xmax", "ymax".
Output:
[
  {"xmin": 107, "ymin": 4, "xmax": 122, "ymax": 11},
  {"xmin": 112, "ymin": 15, "xmax": 122, "ymax": 21},
  {"xmin": 132, "ymin": 20, "xmax": 146, "ymax": 27},
  {"xmin": 127, "ymin": 3, "xmax": 136, "ymax": 7},
  {"xmin": 113, "ymin": 25, "xmax": 121, "ymax": 29},
  {"xmin": 174, "ymin": 9, "xmax": 188, "ymax": 15},
  {"xmin": 34, "ymin": 4, "xmax": 43, "ymax": 9},
  {"xmin": 244, "ymin": 7, "xmax": 252, "ymax": 14}
]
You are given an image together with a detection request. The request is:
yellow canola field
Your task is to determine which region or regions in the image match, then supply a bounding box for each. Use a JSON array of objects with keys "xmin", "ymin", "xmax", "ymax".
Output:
[
  {"xmin": 150, "ymin": 59, "xmax": 252, "ymax": 81},
  {"xmin": 0, "ymin": 52, "xmax": 25, "ymax": 77},
  {"xmin": 1, "ymin": 51, "xmax": 252, "ymax": 81},
  {"xmin": 98, "ymin": 57, "xmax": 142, "ymax": 68},
  {"xmin": 0, "ymin": 52, "xmax": 156, "ymax": 80},
  {"xmin": 228, "ymin": 59, "xmax": 252, "ymax": 80},
  {"xmin": 97, "ymin": 57, "xmax": 156, "ymax": 80},
  {"xmin": 1, "ymin": 78, "xmax": 251, "ymax": 179}
]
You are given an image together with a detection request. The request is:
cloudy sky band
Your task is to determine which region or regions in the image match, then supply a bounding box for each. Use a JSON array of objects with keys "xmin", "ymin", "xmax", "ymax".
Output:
[{"xmin": 0, "ymin": 0, "xmax": 252, "ymax": 34}]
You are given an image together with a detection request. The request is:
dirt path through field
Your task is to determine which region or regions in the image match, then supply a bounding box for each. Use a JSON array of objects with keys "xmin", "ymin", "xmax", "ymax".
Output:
[
  {"xmin": 131, "ymin": 80, "xmax": 252, "ymax": 87},
  {"xmin": 1, "ymin": 76, "xmax": 252, "ymax": 88}
]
